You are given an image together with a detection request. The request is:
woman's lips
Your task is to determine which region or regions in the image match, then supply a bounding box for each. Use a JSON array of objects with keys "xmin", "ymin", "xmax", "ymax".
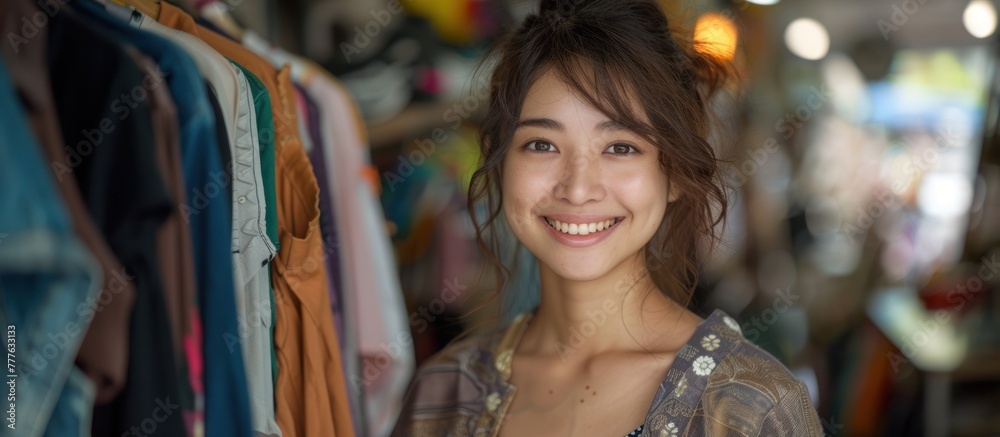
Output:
[{"xmin": 539, "ymin": 216, "xmax": 623, "ymax": 248}]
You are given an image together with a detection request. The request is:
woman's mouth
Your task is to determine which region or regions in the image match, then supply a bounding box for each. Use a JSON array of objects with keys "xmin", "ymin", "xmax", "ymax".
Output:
[{"xmin": 543, "ymin": 217, "xmax": 623, "ymax": 236}]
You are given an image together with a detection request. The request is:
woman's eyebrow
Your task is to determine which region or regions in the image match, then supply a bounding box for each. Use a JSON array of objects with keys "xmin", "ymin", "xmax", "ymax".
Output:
[
  {"xmin": 514, "ymin": 118, "xmax": 629, "ymax": 133},
  {"xmin": 515, "ymin": 117, "xmax": 563, "ymax": 130},
  {"xmin": 595, "ymin": 120, "xmax": 629, "ymax": 133}
]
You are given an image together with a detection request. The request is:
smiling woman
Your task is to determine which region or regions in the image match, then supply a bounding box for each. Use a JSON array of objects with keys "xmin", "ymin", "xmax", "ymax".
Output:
[{"xmin": 391, "ymin": 0, "xmax": 824, "ymax": 436}]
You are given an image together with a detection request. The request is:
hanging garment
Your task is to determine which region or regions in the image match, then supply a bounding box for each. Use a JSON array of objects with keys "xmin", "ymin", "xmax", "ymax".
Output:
[
  {"xmin": 121, "ymin": 45, "xmax": 202, "ymax": 437},
  {"xmin": 242, "ymin": 31, "xmax": 414, "ymax": 436},
  {"xmin": 240, "ymin": 34, "xmax": 367, "ymax": 434},
  {"xmin": 303, "ymin": 71, "xmax": 413, "ymax": 437},
  {"xmin": 0, "ymin": 0, "xmax": 137, "ymax": 409},
  {"xmin": 73, "ymin": 3, "xmax": 252, "ymax": 435},
  {"xmin": 231, "ymin": 63, "xmax": 282, "ymax": 391},
  {"xmin": 231, "ymin": 62, "xmax": 280, "ymax": 252},
  {"xmin": 156, "ymin": 4, "xmax": 356, "ymax": 436},
  {"xmin": 0, "ymin": 52, "xmax": 102, "ymax": 437},
  {"xmin": 298, "ymin": 87, "xmax": 347, "ymax": 345},
  {"xmin": 120, "ymin": 42, "xmax": 187, "ymax": 371},
  {"xmin": 126, "ymin": 13, "xmax": 241, "ymax": 153},
  {"xmin": 230, "ymin": 63, "xmax": 282, "ymax": 437},
  {"xmin": 296, "ymin": 85, "xmax": 361, "ymax": 432},
  {"xmin": 42, "ymin": 7, "xmax": 183, "ymax": 437},
  {"xmin": 126, "ymin": 21, "xmax": 281, "ymax": 404}
]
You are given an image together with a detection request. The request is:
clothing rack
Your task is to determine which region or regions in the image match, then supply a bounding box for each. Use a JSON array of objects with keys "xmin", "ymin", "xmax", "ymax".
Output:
[{"xmin": 0, "ymin": 0, "xmax": 411, "ymax": 436}]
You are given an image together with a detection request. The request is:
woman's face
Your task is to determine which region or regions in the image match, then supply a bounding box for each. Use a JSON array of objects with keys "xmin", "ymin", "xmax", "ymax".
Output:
[{"xmin": 502, "ymin": 71, "xmax": 675, "ymax": 282}]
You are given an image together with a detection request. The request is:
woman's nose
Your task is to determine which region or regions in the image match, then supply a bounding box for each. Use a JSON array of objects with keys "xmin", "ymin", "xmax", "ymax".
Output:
[{"xmin": 553, "ymin": 153, "xmax": 606, "ymax": 205}]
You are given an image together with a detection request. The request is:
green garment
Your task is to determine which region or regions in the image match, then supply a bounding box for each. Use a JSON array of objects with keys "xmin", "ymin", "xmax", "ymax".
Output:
[{"xmin": 231, "ymin": 61, "xmax": 279, "ymax": 386}]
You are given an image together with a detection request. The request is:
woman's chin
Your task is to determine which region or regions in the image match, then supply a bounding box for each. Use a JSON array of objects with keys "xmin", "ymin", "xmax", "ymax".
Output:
[
  {"xmin": 541, "ymin": 259, "xmax": 613, "ymax": 283},
  {"xmin": 530, "ymin": 246, "xmax": 647, "ymax": 283}
]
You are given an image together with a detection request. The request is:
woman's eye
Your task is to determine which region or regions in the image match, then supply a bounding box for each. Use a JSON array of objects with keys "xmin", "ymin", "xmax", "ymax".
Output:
[
  {"xmin": 606, "ymin": 143, "xmax": 638, "ymax": 155},
  {"xmin": 525, "ymin": 141, "xmax": 556, "ymax": 153}
]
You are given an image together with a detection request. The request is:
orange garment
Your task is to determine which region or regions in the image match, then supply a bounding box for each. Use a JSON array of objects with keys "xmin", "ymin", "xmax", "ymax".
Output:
[{"xmin": 157, "ymin": 4, "xmax": 356, "ymax": 436}]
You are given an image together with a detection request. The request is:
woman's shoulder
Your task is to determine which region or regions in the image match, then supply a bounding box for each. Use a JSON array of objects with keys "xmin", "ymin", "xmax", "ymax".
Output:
[
  {"xmin": 683, "ymin": 310, "xmax": 807, "ymax": 398},
  {"xmin": 416, "ymin": 313, "xmax": 526, "ymax": 372},
  {"xmin": 392, "ymin": 317, "xmax": 526, "ymax": 436},
  {"xmin": 692, "ymin": 312, "xmax": 824, "ymax": 435},
  {"xmin": 400, "ymin": 314, "xmax": 529, "ymax": 404},
  {"xmin": 710, "ymin": 335, "xmax": 808, "ymax": 401}
]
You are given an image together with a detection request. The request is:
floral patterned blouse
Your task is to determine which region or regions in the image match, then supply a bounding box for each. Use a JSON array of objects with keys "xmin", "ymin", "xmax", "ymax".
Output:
[{"xmin": 391, "ymin": 309, "xmax": 824, "ymax": 436}]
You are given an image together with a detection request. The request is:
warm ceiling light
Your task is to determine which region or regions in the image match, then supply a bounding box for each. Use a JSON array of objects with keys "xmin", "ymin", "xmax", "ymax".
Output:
[
  {"xmin": 784, "ymin": 18, "xmax": 830, "ymax": 61},
  {"xmin": 964, "ymin": 0, "xmax": 998, "ymax": 39},
  {"xmin": 694, "ymin": 12, "xmax": 739, "ymax": 62},
  {"xmin": 746, "ymin": 0, "xmax": 780, "ymax": 4}
]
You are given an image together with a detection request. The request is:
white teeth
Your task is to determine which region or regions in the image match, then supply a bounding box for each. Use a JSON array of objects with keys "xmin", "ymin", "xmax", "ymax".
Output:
[{"xmin": 545, "ymin": 218, "xmax": 618, "ymax": 235}]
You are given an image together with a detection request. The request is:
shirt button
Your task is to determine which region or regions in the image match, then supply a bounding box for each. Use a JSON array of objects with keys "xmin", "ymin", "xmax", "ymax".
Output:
[{"xmin": 238, "ymin": 196, "xmax": 247, "ymax": 204}]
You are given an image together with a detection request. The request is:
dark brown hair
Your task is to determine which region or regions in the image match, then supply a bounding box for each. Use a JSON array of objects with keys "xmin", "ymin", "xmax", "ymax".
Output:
[{"xmin": 467, "ymin": 0, "xmax": 733, "ymax": 316}]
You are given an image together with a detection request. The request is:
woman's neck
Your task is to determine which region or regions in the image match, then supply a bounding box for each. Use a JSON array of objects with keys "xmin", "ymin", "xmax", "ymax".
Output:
[{"xmin": 522, "ymin": 254, "xmax": 696, "ymax": 361}]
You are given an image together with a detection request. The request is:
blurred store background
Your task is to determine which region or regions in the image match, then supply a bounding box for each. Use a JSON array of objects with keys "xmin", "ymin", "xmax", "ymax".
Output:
[{"xmin": 131, "ymin": 0, "xmax": 1000, "ymax": 435}]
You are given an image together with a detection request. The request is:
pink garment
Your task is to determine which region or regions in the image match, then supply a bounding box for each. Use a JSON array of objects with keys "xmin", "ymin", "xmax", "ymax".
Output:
[
  {"xmin": 306, "ymin": 76, "xmax": 411, "ymax": 437},
  {"xmin": 311, "ymin": 78, "xmax": 384, "ymax": 362},
  {"xmin": 183, "ymin": 307, "xmax": 204, "ymax": 435},
  {"xmin": 293, "ymin": 88, "xmax": 311, "ymax": 148}
]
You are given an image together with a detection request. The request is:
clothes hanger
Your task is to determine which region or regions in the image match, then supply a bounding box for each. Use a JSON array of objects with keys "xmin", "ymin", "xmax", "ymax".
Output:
[{"xmin": 119, "ymin": 0, "xmax": 160, "ymax": 20}]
